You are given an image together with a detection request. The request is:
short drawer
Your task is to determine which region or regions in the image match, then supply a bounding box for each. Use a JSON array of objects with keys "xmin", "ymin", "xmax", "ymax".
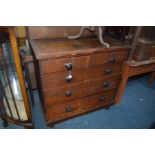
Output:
[
  {"xmin": 42, "ymin": 64, "xmax": 122, "ymax": 89},
  {"xmin": 40, "ymin": 55, "xmax": 90, "ymax": 74},
  {"xmin": 44, "ymin": 74, "xmax": 120, "ymax": 106},
  {"xmin": 90, "ymin": 49, "xmax": 129, "ymax": 66},
  {"xmin": 47, "ymin": 89, "xmax": 116, "ymax": 123}
]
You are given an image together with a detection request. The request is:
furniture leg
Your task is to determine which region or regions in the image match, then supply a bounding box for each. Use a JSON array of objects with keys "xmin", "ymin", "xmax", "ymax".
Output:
[
  {"xmin": 114, "ymin": 63, "xmax": 130, "ymax": 103},
  {"xmin": 148, "ymin": 72, "xmax": 155, "ymax": 85}
]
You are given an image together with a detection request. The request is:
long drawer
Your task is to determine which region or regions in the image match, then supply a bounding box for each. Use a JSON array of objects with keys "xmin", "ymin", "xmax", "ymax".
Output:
[
  {"xmin": 42, "ymin": 64, "xmax": 122, "ymax": 89},
  {"xmin": 47, "ymin": 88, "xmax": 116, "ymax": 123},
  {"xmin": 44, "ymin": 74, "xmax": 120, "ymax": 106},
  {"xmin": 40, "ymin": 49, "xmax": 129, "ymax": 74}
]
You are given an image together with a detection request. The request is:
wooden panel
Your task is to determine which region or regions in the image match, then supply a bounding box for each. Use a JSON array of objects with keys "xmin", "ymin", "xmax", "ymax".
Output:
[
  {"xmin": 44, "ymin": 75, "xmax": 120, "ymax": 106},
  {"xmin": 30, "ymin": 38, "xmax": 130, "ymax": 60},
  {"xmin": 42, "ymin": 64, "xmax": 122, "ymax": 89},
  {"xmin": 47, "ymin": 89, "xmax": 116, "ymax": 123},
  {"xmin": 128, "ymin": 62, "xmax": 155, "ymax": 76}
]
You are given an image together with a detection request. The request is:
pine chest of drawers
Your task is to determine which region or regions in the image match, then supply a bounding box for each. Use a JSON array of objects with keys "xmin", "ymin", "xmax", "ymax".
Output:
[{"xmin": 30, "ymin": 38, "xmax": 130, "ymax": 126}]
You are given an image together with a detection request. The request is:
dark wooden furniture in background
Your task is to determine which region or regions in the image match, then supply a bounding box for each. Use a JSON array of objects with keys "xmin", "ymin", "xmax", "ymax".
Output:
[
  {"xmin": 115, "ymin": 62, "xmax": 155, "ymax": 103},
  {"xmin": 104, "ymin": 27, "xmax": 129, "ymax": 41},
  {"xmin": 29, "ymin": 29, "xmax": 130, "ymax": 126},
  {"xmin": 115, "ymin": 27, "xmax": 155, "ymax": 103}
]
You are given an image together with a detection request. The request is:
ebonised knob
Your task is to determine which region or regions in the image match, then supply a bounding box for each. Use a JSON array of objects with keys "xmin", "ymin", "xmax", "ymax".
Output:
[
  {"xmin": 65, "ymin": 63, "xmax": 72, "ymax": 70},
  {"xmin": 99, "ymin": 96, "xmax": 105, "ymax": 101},
  {"xmin": 103, "ymin": 81, "xmax": 110, "ymax": 88},
  {"xmin": 105, "ymin": 68, "xmax": 112, "ymax": 74},
  {"xmin": 108, "ymin": 57, "xmax": 116, "ymax": 63},
  {"xmin": 65, "ymin": 105, "xmax": 72, "ymax": 112},
  {"xmin": 65, "ymin": 74, "xmax": 73, "ymax": 82},
  {"xmin": 65, "ymin": 90, "xmax": 72, "ymax": 97}
]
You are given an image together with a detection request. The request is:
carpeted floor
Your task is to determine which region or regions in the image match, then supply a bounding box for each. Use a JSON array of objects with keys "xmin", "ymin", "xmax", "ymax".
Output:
[{"xmin": 0, "ymin": 74, "xmax": 155, "ymax": 129}]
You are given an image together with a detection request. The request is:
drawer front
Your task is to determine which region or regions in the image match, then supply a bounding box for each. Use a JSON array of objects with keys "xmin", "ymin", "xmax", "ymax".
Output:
[
  {"xmin": 47, "ymin": 89, "xmax": 116, "ymax": 123},
  {"xmin": 42, "ymin": 64, "xmax": 122, "ymax": 89},
  {"xmin": 90, "ymin": 50, "xmax": 129, "ymax": 66},
  {"xmin": 44, "ymin": 75, "xmax": 120, "ymax": 106},
  {"xmin": 40, "ymin": 50, "xmax": 129, "ymax": 74},
  {"xmin": 41, "ymin": 55, "xmax": 90, "ymax": 74}
]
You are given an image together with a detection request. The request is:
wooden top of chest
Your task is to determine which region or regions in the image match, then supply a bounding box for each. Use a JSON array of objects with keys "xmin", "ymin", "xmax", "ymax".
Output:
[{"xmin": 30, "ymin": 38, "xmax": 131, "ymax": 60}]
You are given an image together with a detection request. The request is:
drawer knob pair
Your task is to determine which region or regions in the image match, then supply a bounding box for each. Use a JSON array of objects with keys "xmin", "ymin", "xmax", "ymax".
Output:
[
  {"xmin": 65, "ymin": 90, "xmax": 72, "ymax": 97},
  {"xmin": 65, "ymin": 63, "xmax": 73, "ymax": 82},
  {"xmin": 109, "ymin": 57, "xmax": 116, "ymax": 63},
  {"xmin": 65, "ymin": 105, "xmax": 72, "ymax": 112}
]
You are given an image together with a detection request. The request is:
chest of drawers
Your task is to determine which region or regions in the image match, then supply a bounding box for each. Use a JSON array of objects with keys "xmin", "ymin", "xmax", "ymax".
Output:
[{"xmin": 30, "ymin": 38, "xmax": 130, "ymax": 126}]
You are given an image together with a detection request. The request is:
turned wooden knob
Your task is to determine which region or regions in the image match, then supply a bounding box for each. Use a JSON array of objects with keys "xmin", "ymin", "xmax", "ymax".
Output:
[
  {"xmin": 109, "ymin": 57, "xmax": 116, "ymax": 63},
  {"xmin": 105, "ymin": 68, "xmax": 112, "ymax": 74},
  {"xmin": 65, "ymin": 105, "xmax": 72, "ymax": 112},
  {"xmin": 99, "ymin": 96, "xmax": 105, "ymax": 101},
  {"xmin": 65, "ymin": 63, "xmax": 72, "ymax": 70},
  {"xmin": 65, "ymin": 90, "xmax": 72, "ymax": 97},
  {"xmin": 103, "ymin": 81, "xmax": 110, "ymax": 88},
  {"xmin": 65, "ymin": 74, "xmax": 73, "ymax": 82}
]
